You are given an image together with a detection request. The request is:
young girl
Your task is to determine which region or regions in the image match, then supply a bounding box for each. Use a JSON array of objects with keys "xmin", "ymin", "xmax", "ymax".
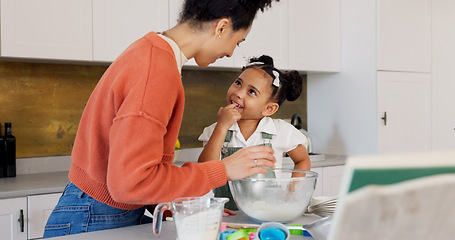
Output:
[{"xmin": 198, "ymin": 55, "xmax": 311, "ymax": 211}]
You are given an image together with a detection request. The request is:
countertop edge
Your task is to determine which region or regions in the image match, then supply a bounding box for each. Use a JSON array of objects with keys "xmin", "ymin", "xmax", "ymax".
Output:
[{"xmin": 0, "ymin": 171, "xmax": 69, "ymax": 199}]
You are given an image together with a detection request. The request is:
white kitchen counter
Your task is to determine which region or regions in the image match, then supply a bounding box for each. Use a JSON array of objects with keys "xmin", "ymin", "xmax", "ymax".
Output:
[
  {"xmin": 305, "ymin": 154, "xmax": 347, "ymax": 168},
  {"xmin": 0, "ymin": 171, "xmax": 69, "ymax": 199}
]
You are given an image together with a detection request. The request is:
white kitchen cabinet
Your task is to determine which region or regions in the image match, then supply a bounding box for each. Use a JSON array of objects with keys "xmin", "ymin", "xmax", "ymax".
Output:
[
  {"xmin": 311, "ymin": 165, "xmax": 344, "ymax": 197},
  {"xmin": 308, "ymin": 0, "xmax": 432, "ymax": 155},
  {"xmin": 377, "ymin": 0, "xmax": 431, "ymax": 73},
  {"xmin": 378, "ymin": 72, "xmax": 431, "ymax": 154},
  {"xmin": 321, "ymin": 165, "xmax": 345, "ymax": 197},
  {"xmin": 311, "ymin": 167, "xmax": 324, "ymax": 197},
  {"xmin": 233, "ymin": 0, "xmax": 289, "ymax": 69},
  {"xmin": 288, "ymin": 0, "xmax": 341, "ymax": 72},
  {"xmin": 0, "ymin": 197, "xmax": 28, "ymax": 240},
  {"xmin": 0, "ymin": 0, "xmax": 340, "ymax": 72},
  {"xmin": 0, "ymin": 0, "xmax": 92, "ymax": 61},
  {"xmin": 93, "ymin": 0, "xmax": 169, "ymax": 62},
  {"xmin": 0, "ymin": 193, "xmax": 61, "ymax": 240},
  {"xmin": 432, "ymin": 0, "xmax": 455, "ymax": 151},
  {"xmin": 27, "ymin": 193, "xmax": 61, "ymax": 239}
]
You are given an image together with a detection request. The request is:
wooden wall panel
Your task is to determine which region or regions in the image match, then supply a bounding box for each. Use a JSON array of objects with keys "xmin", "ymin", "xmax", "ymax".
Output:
[{"xmin": 0, "ymin": 61, "xmax": 106, "ymax": 157}]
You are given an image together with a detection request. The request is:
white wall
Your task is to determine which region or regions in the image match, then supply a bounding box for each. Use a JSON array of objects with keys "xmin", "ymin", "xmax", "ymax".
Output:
[{"xmin": 307, "ymin": 0, "xmax": 378, "ymax": 155}]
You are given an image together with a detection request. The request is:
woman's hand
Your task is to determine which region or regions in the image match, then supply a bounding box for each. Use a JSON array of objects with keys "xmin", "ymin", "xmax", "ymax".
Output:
[{"xmin": 221, "ymin": 145, "xmax": 276, "ymax": 181}]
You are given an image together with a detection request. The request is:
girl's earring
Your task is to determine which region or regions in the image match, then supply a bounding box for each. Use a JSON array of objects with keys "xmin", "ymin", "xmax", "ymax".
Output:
[{"xmin": 217, "ymin": 35, "xmax": 222, "ymax": 39}]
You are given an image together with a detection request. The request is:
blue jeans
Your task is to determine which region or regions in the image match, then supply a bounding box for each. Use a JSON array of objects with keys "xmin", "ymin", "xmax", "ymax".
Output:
[{"xmin": 43, "ymin": 182, "xmax": 147, "ymax": 238}]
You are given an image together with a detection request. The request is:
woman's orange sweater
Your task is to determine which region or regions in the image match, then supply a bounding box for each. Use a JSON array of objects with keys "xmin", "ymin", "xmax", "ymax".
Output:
[{"xmin": 69, "ymin": 32, "xmax": 227, "ymax": 210}]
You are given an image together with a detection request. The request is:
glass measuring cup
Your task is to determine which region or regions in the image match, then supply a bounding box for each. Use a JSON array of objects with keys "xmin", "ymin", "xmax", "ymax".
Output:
[{"xmin": 153, "ymin": 197, "xmax": 229, "ymax": 240}]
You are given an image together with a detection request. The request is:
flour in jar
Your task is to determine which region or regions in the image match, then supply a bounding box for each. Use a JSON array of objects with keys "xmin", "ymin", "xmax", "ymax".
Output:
[
  {"xmin": 174, "ymin": 208, "xmax": 222, "ymax": 240},
  {"xmin": 241, "ymin": 200, "xmax": 305, "ymax": 222}
]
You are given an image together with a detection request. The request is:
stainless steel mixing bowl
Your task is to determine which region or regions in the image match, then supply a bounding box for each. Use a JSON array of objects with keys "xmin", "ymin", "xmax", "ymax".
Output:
[{"xmin": 229, "ymin": 168, "xmax": 318, "ymax": 223}]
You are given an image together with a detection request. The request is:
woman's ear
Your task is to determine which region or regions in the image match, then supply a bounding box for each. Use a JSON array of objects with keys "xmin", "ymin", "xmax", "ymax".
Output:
[
  {"xmin": 262, "ymin": 102, "xmax": 279, "ymax": 117},
  {"xmin": 214, "ymin": 18, "xmax": 230, "ymax": 38}
]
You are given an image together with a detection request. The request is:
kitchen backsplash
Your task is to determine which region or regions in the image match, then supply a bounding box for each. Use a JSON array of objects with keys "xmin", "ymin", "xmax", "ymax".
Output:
[{"xmin": 0, "ymin": 60, "xmax": 307, "ymax": 158}]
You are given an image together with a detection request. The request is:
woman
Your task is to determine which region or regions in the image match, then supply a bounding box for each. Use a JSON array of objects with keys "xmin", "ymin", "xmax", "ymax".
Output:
[{"xmin": 43, "ymin": 0, "xmax": 279, "ymax": 238}]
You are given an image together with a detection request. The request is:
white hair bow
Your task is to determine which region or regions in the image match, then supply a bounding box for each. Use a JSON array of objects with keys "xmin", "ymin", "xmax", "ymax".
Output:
[
  {"xmin": 272, "ymin": 70, "xmax": 280, "ymax": 88},
  {"xmin": 245, "ymin": 62, "xmax": 280, "ymax": 88},
  {"xmin": 245, "ymin": 62, "xmax": 264, "ymax": 67}
]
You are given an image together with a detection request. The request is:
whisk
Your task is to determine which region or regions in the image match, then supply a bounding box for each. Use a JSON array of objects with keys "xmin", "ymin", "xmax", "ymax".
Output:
[{"xmin": 307, "ymin": 197, "xmax": 337, "ymax": 217}]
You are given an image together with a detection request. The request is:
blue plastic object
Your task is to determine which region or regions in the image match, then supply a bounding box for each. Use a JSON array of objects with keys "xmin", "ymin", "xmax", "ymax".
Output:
[
  {"xmin": 303, "ymin": 230, "xmax": 312, "ymax": 237},
  {"xmin": 259, "ymin": 228, "xmax": 286, "ymax": 240},
  {"xmin": 219, "ymin": 230, "xmax": 236, "ymax": 240}
]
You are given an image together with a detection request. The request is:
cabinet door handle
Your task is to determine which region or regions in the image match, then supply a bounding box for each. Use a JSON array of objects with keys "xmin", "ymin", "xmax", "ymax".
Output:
[
  {"xmin": 18, "ymin": 209, "xmax": 24, "ymax": 232},
  {"xmin": 381, "ymin": 112, "xmax": 387, "ymax": 126}
]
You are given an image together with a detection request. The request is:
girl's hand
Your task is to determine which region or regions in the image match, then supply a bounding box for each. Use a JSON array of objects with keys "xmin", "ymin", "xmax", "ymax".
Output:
[
  {"xmin": 222, "ymin": 145, "xmax": 276, "ymax": 181},
  {"xmin": 223, "ymin": 208, "xmax": 237, "ymax": 217},
  {"xmin": 216, "ymin": 104, "xmax": 241, "ymax": 130}
]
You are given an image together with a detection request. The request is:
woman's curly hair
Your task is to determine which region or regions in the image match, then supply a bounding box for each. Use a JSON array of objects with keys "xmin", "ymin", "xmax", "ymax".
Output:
[{"xmin": 179, "ymin": 0, "xmax": 279, "ymax": 30}]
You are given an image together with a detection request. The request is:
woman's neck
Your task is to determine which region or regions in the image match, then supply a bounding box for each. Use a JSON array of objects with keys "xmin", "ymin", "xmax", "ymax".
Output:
[
  {"xmin": 237, "ymin": 119, "xmax": 261, "ymax": 141},
  {"xmin": 164, "ymin": 22, "xmax": 212, "ymax": 59}
]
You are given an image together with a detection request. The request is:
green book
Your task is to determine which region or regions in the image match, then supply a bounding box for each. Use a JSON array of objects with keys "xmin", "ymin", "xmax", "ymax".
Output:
[
  {"xmin": 340, "ymin": 151, "xmax": 455, "ymax": 193},
  {"xmin": 328, "ymin": 151, "xmax": 455, "ymax": 240}
]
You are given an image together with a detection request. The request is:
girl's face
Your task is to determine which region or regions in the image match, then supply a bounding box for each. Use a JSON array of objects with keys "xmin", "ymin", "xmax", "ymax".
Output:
[
  {"xmin": 194, "ymin": 24, "xmax": 251, "ymax": 67},
  {"xmin": 226, "ymin": 67, "xmax": 277, "ymax": 120}
]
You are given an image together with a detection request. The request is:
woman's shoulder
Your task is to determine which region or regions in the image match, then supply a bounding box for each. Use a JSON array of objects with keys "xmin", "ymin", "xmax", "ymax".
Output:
[{"xmin": 117, "ymin": 32, "xmax": 173, "ymax": 60}]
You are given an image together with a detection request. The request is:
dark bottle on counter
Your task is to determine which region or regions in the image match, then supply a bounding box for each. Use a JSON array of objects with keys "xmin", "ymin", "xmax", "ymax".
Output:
[
  {"xmin": 0, "ymin": 123, "xmax": 6, "ymax": 178},
  {"xmin": 4, "ymin": 123, "xmax": 16, "ymax": 177}
]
